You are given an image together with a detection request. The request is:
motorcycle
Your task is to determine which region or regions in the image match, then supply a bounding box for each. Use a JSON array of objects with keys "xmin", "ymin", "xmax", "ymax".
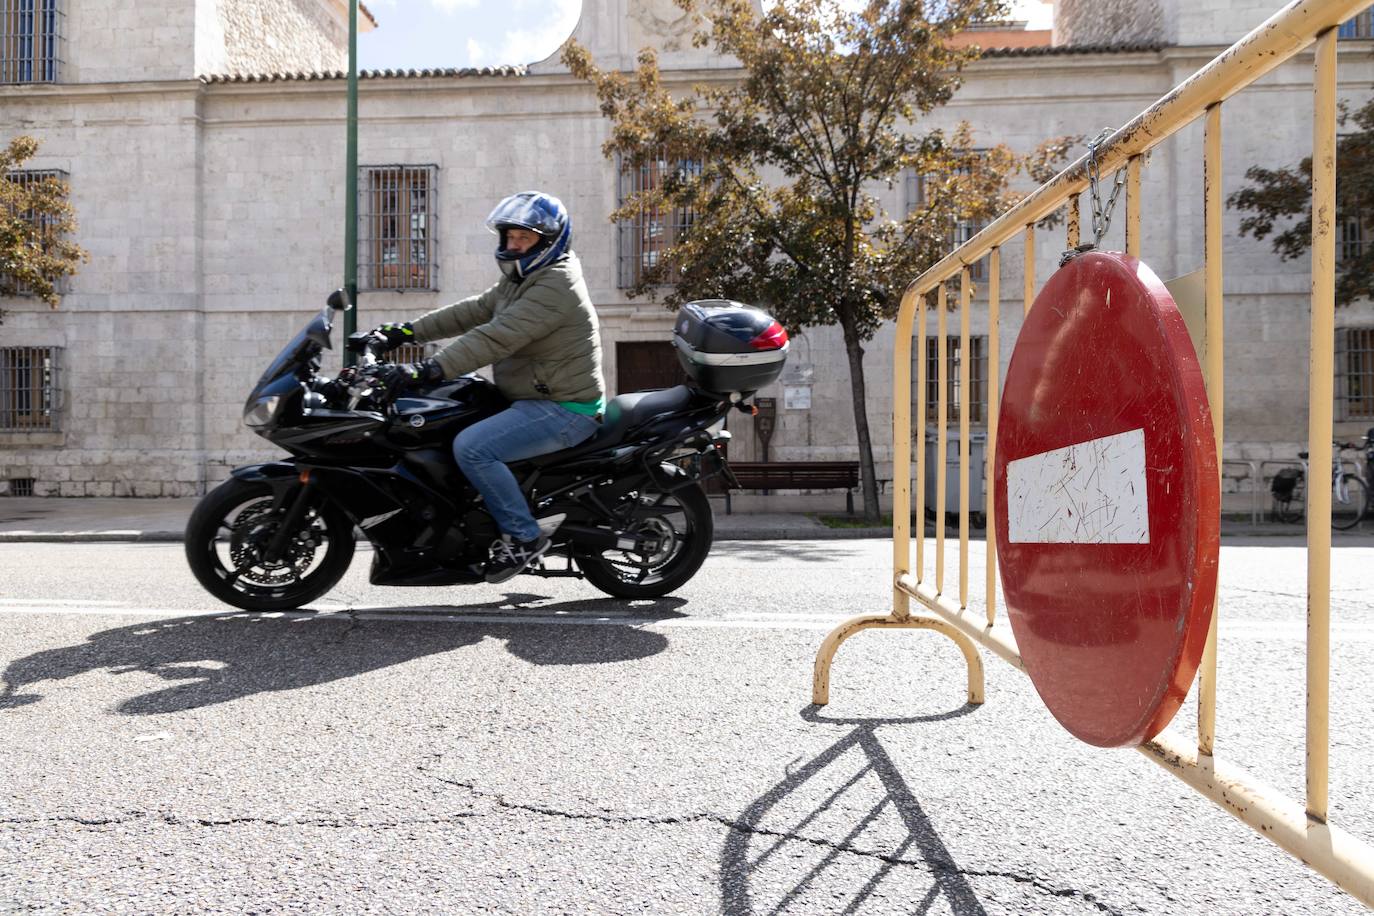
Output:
[{"xmin": 184, "ymin": 291, "xmax": 789, "ymax": 611}]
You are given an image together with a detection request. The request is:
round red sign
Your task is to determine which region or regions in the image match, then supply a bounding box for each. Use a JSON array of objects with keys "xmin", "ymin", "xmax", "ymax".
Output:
[{"xmin": 994, "ymin": 251, "xmax": 1219, "ymax": 748}]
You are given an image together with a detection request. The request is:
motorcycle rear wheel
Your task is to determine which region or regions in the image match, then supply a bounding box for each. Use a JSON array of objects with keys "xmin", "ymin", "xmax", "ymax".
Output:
[
  {"xmin": 578, "ymin": 480, "xmax": 713, "ymax": 599},
  {"xmin": 185, "ymin": 478, "xmax": 355, "ymax": 611}
]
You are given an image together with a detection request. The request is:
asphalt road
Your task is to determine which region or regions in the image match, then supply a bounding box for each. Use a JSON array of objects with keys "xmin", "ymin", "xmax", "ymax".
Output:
[{"xmin": 1, "ymin": 537, "xmax": 1372, "ymax": 914}]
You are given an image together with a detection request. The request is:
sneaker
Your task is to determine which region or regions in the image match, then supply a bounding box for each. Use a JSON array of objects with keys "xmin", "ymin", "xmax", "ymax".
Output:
[{"xmin": 484, "ymin": 534, "xmax": 551, "ymax": 584}]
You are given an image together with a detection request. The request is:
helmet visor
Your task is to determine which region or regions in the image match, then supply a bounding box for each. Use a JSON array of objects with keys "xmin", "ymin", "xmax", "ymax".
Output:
[{"xmin": 485, "ymin": 192, "xmax": 565, "ymax": 238}]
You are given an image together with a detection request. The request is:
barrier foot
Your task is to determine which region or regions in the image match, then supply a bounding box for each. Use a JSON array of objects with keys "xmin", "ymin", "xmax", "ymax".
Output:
[{"xmin": 812, "ymin": 613, "xmax": 986, "ymax": 706}]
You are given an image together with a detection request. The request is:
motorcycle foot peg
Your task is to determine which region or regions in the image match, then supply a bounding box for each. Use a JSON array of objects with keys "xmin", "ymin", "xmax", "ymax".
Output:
[{"xmin": 536, "ymin": 513, "xmax": 567, "ymax": 538}]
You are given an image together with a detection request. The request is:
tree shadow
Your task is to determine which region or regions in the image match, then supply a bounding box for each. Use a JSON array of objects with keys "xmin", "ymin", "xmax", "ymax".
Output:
[
  {"xmin": 0, "ymin": 594, "xmax": 685, "ymax": 716},
  {"xmin": 721, "ymin": 703, "xmax": 989, "ymax": 915}
]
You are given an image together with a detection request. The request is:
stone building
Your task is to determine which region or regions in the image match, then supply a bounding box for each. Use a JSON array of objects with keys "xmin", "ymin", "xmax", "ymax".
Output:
[{"xmin": 1, "ymin": 0, "xmax": 1371, "ymax": 507}]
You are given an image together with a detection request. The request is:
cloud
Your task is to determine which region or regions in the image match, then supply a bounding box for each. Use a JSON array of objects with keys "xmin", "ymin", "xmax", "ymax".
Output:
[
  {"xmin": 483, "ymin": 0, "xmax": 581, "ymax": 65},
  {"xmin": 431, "ymin": 0, "xmax": 480, "ymax": 12},
  {"xmin": 466, "ymin": 38, "xmax": 486, "ymax": 65}
]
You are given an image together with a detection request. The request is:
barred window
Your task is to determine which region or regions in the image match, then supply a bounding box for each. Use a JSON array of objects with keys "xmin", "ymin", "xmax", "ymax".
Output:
[
  {"xmin": 0, "ymin": 346, "xmax": 60, "ymax": 431},
  {"xmin": 1339, "ymin": 10, "xmax": 1373, "ymax": 39},
  {"xmin": 1337, "ymin": 328, "xmax": 1374, "ymax": 420},
  {"xmin": 924, "ymin": 335, "xmax": 987, "ymax": 424},
  {"xmin": 390, "ymin": 341, "xmax": 429, "ymax": 364},
  {"xmin": 617, "ymin": 154, "xmax": 702, "ymax": 289},
  {"xmin": 903, "ymin": 168, "xmax": 925, "ymax": 215},
  {"xmin": 2, "ymin": 167, "xmax": 70, "ymax": 296},
  {"xmin": 903, "ymin": 157, "xmax": 988, "ymax": 281},
  {"xmin": 0, "ymin": 0, "xmax": 62, "ymax": 84},
  {"xmin": 359, "ymin": 165, "xmax": 438, "ymax": 292},
  {"xmin": 1338, "ymin": 213, "xmax": 1367, "ymax": 266}
]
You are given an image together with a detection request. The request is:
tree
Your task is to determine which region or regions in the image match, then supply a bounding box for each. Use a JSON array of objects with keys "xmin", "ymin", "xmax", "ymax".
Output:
[
  {"xmin": 1, "ymin": 135, "xmax": 88, "ymax": 310},
  {"xmin": 564, "ymin": 0, "xmax": 1071, "ymax": 520},
  {"xmin": 1228, "ymin": 97, "xmax": 1374, "ymax": 306}
]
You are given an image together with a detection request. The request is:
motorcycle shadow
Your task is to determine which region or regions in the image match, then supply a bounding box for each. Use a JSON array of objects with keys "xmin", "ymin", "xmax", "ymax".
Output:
[{"xmin": 0, "ymin": 594, "xmax": 687, "ymax": 716}]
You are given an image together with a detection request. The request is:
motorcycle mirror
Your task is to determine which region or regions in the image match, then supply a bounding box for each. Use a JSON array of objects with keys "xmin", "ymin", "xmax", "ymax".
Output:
[{"xmin": 326, "ymin": 289, "xmax": 350, "ymax": 311}]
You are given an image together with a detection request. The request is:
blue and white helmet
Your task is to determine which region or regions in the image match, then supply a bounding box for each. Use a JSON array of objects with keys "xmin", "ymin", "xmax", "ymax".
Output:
[{"xmin": 486, "ymin": 191, "xmax": 571, "ymax": 280}]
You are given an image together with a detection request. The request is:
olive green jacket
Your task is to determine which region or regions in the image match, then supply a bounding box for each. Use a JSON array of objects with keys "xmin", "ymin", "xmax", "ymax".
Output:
[{"xmin": 410, "ymin": 252, "xmax": 605, "ymax": 404}]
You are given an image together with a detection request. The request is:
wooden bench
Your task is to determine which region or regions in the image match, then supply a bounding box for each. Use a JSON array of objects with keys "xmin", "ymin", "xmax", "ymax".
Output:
[{"xmin": 724, "ymin": 461, "xmax": 861, "ymax": 514}]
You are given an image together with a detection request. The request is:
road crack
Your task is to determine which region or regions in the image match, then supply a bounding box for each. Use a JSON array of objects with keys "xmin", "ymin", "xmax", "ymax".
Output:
[
  {"xmin": 427, "ymin": 776, "xmax": 1124, "ymax": 913},
  {"xmin": 0, "ymin": 811, "xmax": 479, "ymax": 830}
]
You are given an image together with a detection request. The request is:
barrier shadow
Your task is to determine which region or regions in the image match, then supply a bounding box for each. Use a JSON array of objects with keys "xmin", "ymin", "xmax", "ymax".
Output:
[
  {"xmin": 0, "ymin": 594, "xmax": 685, "ymax": 715},
  {"xmin": 721, "ymin": 704, "xmax": 988, "ymax": 915}
]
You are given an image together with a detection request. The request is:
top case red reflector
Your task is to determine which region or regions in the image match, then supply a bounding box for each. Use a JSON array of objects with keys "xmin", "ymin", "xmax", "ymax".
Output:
[{"xmin": 749, "ymin": 321, "xmax": 788, "ymax": 350}]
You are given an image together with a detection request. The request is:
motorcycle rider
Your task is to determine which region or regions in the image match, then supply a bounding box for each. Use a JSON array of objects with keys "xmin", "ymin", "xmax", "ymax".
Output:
[{"xmin": 359, "ymin": 191, "xmax": 605, "ymax": 583}]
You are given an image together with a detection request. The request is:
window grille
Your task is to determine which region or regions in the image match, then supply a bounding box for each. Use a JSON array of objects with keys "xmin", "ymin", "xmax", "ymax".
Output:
[
  {"xmin": 0, "ymin": 0, "xmax": 62, "ymax": 84},
  {"xmin": 617, "ymin": 154, "xmax": 702, "ymax": 288},
  {"xmin": 904, "ymin": 160, "xmax": 989, "ymax": 281},
  {"xmin": 1339, "ymin": 10, "xmax": 1373, "ymax": 39},
  {"xmin": 0, "ymin": 346, "xmax": 60, "ymax": 431},
  {"xmin": 359, "ymin": 165, "xmax": 438, "ymax": 292},
  {"xmin": 953, "ymin": 220, "xmax": 988, "ymax": 281},
  {"xmin": 1, "ymin": 167, "xmax": 69, "ymax": 296},
  {"xmin": 390, "ymin": 341, "xmax": 428, "ymax": 364},
  {"xmin": 903, "ymin": 168, "xmax": 925, "ymax": 215},
  {"xmin": 924, "ymin": 335, "xmax": 986, "ymax": 424},
  {"xmin": 1338, "ymin": 213, "xmax": 1366, "ymax": 266},
  {"xmin": 1337, "ymin": 328, "xmax": 1374, "ymax": 421}
]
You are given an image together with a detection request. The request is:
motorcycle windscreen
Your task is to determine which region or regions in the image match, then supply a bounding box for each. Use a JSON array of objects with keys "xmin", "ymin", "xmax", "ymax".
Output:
[{"xmin": 249, "ymin": 309, "xmax": 332, "ymax": 397}]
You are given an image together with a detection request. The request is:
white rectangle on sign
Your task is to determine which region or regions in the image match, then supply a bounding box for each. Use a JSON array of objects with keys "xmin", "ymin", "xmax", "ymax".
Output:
[
  {"xmin": 1006, "ymin": 428, "xmax": 1150, "ymax": 544},
  {"xmin": 784, "ymin": 386, "xmax": 811, "ymax": 410}
]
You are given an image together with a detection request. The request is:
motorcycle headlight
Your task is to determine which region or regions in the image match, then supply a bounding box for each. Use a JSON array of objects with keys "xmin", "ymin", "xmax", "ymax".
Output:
[{"xmin": 244, "ymin": 395, "xmax": 281, "ymax": 428}]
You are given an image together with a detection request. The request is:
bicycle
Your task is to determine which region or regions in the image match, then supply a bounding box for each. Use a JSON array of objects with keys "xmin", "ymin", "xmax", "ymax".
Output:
[{"xmin": 1270, "ymin": 441, "xmax": 1370, "ymax": 530}]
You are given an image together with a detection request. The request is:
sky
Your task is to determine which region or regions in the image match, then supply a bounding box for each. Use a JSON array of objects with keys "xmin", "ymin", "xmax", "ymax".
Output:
[{"xmin": 358, "ymin": 0, "xmax": 1054, "ymax": 72}]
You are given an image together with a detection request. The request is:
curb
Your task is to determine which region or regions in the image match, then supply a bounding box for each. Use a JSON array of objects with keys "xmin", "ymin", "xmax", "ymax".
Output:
[{"xmin": 0, "ymin": 531, "xmax": 186, "ymax": 543}]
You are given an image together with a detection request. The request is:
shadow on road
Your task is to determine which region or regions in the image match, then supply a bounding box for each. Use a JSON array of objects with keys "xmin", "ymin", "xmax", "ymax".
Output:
[
  {"xmin": 721, "ymin": 703, "xmax": 990, "ymax": 915},
  {"xmin": 0, "ymin": 594, "xmax": 686, "ymax": 715}
]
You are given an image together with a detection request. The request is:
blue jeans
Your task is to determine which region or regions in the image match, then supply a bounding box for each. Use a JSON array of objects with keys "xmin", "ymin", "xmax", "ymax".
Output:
[{"xmin": 453, "ymin": 399, "xmax": 600, "ymax": 542}]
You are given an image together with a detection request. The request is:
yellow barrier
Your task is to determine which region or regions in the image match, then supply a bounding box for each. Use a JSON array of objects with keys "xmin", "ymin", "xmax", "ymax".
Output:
[{"xmin": 812, "ymin": 0, "xmax": 1374, "ymax": 904}]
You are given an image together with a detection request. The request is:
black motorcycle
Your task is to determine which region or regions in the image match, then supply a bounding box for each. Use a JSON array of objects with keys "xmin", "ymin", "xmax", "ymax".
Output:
[{"xmin": 184, "ymin": 291, "xmax": 789, "ymax": 611}]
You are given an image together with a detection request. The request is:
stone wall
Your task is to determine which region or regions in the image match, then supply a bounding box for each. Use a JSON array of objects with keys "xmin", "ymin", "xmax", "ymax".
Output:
[
  {"xmin": 58, "ymin": 0, "xmax": 348, "ymax": 84},
  {"xmin": 64, "ymin": 0, "xmax": 199, "ymax": 83},
  {"xmin": 3, "ymin": 22, "xmax": 1374, "ymax": 498},
  {"xmin": 1053, "ymin": 0, "xmax": 1165, "ymax": 47},
  {"xmin": 214, "ymin": 0, "xmax": 349, "ymax": 76},
  {"xmin": 1055, "ymin": 0, "xmax": 1290, "ymax": 49}
]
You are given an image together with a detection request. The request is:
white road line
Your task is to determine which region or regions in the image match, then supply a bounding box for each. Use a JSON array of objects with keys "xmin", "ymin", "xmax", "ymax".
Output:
[
  {"xmin": 0, "ymin": 601, "xmax": 1371, "ymax": 639},
  {"xmin": 0, "ymin": 602, "xmax": 851, "ymax": 631},
  {"xmin": 0, "ymin": 598, "xmax": 130, "ymax": 607}
]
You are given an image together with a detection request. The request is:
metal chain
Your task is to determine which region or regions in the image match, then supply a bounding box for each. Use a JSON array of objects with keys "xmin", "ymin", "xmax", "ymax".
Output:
[{"xmin": 1087, "ymin": 127, "xmax": 1126, "ymax": 247}]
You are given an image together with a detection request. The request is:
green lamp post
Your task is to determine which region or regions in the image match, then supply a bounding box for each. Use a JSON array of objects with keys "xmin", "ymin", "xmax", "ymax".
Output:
[{"xmin": 343, "ymin": 0, "xmax": 360, "ymax": 364}]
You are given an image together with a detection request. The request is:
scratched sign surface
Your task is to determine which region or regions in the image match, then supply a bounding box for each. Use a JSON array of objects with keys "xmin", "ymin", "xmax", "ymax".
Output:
[{"xmin": 993, "ymin": 251, "xmax": 1219, "ymax": 748}]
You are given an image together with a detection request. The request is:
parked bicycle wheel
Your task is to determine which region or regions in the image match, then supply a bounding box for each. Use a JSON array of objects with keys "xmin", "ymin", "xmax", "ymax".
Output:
[{"xmin": 1331, "ymin": 475, "xmax": 1369, "ymax": 530}]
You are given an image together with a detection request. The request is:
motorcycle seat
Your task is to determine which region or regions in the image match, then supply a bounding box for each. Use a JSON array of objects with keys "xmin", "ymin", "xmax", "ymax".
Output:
[{"xmin": 526, "ymin": 385, "xmax": 696, "ymax": 467}]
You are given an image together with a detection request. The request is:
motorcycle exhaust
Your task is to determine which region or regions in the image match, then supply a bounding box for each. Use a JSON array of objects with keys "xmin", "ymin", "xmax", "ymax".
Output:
[{"xmin": 559, "ymin": 523, "xmax": 643, "ymax": 552}]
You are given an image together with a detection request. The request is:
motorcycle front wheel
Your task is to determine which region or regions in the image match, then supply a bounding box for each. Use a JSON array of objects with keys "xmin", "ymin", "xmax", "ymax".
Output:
[
  {"xmin": 185, "ymin": 478, "xmax": 356, "ymax": 611},
  {"xmin": 578, "ymin": 480, "xmax": 713, "ymax": 599}
]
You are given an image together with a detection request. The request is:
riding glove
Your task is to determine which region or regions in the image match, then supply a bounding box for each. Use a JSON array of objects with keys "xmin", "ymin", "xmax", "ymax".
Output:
[
  {"xmin": 360, "ymin": 358, "xmax": 443, "ymax": 395},
  {"xmin": 365, "ymin": 322, "xmax": 416, "ymax": 353}
]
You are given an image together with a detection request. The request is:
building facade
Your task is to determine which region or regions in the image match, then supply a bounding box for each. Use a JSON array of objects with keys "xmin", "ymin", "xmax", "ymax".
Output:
[{"xmin": 1, "ymin": 0, "xmax": 1372, "ymax": 503}]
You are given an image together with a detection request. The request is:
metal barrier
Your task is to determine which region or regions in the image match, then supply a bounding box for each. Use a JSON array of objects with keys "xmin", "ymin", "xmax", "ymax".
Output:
[
  {"xmin": 812, "ymin": 0, "xmax": 1374, "ymax": 903},
  {"xmin": 1221, "ymin": 458, "xmax": 1261, "ymax": 526}
]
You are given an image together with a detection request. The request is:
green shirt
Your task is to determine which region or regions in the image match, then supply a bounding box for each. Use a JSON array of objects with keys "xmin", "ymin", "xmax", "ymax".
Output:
[{"xmin": 559, "ymin": 397, "xmax": 605, "ymax": 419}]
